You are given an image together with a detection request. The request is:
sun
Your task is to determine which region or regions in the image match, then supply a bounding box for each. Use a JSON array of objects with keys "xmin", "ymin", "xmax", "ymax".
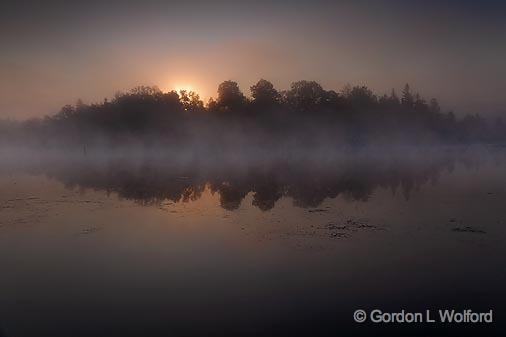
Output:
[
  {"xmin": 172, "ymin": 83, "xmax": 195, "ymax": 93},
  {"xmin": 160, "ymin": 79, "xmax": 207, "ymax": 99}
]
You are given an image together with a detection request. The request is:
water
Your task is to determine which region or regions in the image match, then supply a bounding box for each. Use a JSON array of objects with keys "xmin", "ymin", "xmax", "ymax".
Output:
[{"xmin": 0, "ymin": 146, "xmax": 505, "ymax": 336}]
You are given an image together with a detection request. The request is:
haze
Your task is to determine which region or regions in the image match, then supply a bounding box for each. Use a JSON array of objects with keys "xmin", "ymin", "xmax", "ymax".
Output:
[{"xmin": 1, "ymin": 0, "xmax": 505, "ymax": 119}]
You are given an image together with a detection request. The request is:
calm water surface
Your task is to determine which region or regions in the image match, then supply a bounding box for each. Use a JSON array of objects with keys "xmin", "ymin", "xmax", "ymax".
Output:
[{"xmin": 0, "ymin": 147, "xmax": 505, "ymax": 336}]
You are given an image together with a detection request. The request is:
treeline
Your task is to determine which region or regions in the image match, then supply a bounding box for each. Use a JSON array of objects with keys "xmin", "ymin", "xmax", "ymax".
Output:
[{"xmin": 1, "ymin": 80, "xmax": 505, "ymax": 148}]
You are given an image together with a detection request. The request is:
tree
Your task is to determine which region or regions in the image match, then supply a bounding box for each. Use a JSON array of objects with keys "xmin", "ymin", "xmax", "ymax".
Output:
[
  {"xmin": 216, "ymin": 80, "xmax": 246, "ymax": 111},
  {"xmin": 129, "ymin": 85, "xmax": 162, "ymax": 97},
  {"xmin": 341, "ymin": 84, "xmax": 352, "ymax": 97},
  {"xmin": 380, "ymin": 89, "xmax": 400, "ymax": 109},
  {"xmin": 55, "ymin": 105, "xmax": 76, "ymax": 120},
  {"xmin": 347, "ymin": 86, "xmax": 376, "ymax": 108},
  {"xmin": 179, "ymin": 90, "xmax": 204, "ymax": 112},
  {"xmin": 429, "ymin": 98, "xmax": 440, "ymax": 114},
  {"xmin": 250, "ymin": 79, "xmax": 280, "ymax": 105},
  {"xmin": 401, "ymin": 84, "xmax": 414, "ymax": 108},
  {"xmin": 285, "ymin": 80, "xmax": 326, "ymax": 113},
  {"xmin": 413, "ymin": 93, "xmax": 427, "ymax": 113}
]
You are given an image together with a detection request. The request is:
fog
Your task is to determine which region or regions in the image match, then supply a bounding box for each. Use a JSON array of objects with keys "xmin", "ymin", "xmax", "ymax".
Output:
[
  {"xmin": 1, "ymin": 80, "xmax": 505, "ymax": 211},
  {"xmin": 1, "ymin": 81, "xmax": 504, "ymax": 155},
  {"xmin": 1, "ymin": 142, "xmax": 503, "ymax": 212}
]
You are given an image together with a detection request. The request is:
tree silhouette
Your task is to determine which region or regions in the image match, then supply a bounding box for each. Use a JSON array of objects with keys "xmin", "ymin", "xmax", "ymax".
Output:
[
  {"xmin": 215, "ymin": 80, "xmax": 246, "ymax": 113},
  {"xmin": 250, "ymin": 79, "xmax": 280, "ymax": 106},
  {"xmin": 2, "ymin": 79, "xmax": 504, "ymax": 148},
  {"xmin": 179, "ymin": 90, "xmax": 204, "ymax": 113},
  {"xmin": 401, "ymin": 84, "xmax": 414, "ymax": 108},
  {"xmin": 285, "ymin": 80, "xmax": 327, "ymax": 114}
]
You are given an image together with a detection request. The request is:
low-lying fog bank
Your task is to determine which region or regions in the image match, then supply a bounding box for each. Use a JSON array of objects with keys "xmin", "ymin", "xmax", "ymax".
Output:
[{"xmin": 1, "ymin": 144, "xmax": 504, "ymax": 210}]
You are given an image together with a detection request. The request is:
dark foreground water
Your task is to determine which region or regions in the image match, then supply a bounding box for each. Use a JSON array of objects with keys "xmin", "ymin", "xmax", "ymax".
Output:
[{"xmin": 0, "ymin": 146, "xmax": 505, "ymax": 336}]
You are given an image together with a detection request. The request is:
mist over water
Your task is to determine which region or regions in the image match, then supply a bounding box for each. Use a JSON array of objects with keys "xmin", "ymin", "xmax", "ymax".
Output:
[
  {"xmin": 0, "ymin": 144, "xmax": 499, "ymax": 209},
  {"xmin": 1, "ymin": 78, "xmax": 505, "ymax": 337},
  {"xmin": 1, "ymin": 144, "xmax": 506, "ymax": 336},
  {"xmin": 2, "ymin": 0, "xmax": 506, "ymax": 334}
]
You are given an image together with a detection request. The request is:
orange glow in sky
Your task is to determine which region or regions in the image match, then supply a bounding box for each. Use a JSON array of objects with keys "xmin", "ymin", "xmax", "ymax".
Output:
[
  {"xmin": 160, "ymin": 78, "xmax": 212, "ymax": 101},
  {"xmin": 172, "ymin": 84, "xmax": 194, "ymax": 93},
  {"xmin": 1, "ymin": 1, "xmax": 505, "ymax": 119}
]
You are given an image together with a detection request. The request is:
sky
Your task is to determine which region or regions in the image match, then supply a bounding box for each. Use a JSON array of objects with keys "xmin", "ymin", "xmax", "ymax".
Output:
[{"xmin": 1, "ymin": 0, "xmax": 506, "ymax": 119}]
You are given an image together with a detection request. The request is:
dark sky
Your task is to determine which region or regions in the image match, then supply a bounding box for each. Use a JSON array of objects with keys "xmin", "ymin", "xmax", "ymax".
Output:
[{"xmin": 1, "ymin": 0, "xmax": 505, "ymax": 118}]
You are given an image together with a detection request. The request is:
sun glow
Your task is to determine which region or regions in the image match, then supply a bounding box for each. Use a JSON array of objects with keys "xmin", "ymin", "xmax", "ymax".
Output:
[
  {"xmin": 172, "ymin": 83, "xmax": 195, "ymax": 93},
  {"xmin": 160, "ymin": 78, "xmax": 210, "ymax": 100}
]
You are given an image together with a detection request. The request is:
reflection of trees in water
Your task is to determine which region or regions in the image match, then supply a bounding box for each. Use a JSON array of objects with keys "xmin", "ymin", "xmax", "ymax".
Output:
[{"xmin": 33, "ymin": 154, "xmax": 462, "ymax": 211}]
